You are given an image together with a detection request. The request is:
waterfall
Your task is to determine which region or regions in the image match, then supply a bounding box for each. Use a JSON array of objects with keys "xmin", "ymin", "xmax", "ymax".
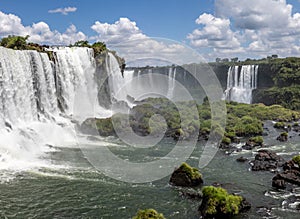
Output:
[
  {"xmin": 53, "ymin": 47, "xmax": 98, "ymax": 119},
  {"xmin": 167, "ymin": 67, "xmax": 176, "ymax": 98},
  {"xmin": 0, "ymin": 46, "xmax": 114, "ymax": 170},
  {"xmin": 225, "ymin": 65, "xmax": 258, "ymax": 104}
]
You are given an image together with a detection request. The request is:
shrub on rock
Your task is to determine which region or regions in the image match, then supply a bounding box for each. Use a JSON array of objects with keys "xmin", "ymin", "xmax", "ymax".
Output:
[
  {"xmin": 292, "ymin": 155, "xmax": 300, "ymax": 166},
  {"xmin": 133, "ymin": 209, "xmax": 165, "ymax": 219},
  {"xmin": 169, "ymin": 162, "xmax": 203, "ymax": 187},
  {"xmin": 277, "ymin": 132, "xmax": 288, "ymax": 142},
  {"xmin": 199, "ymin": 186, "xmax": 250, "ymax": 218}
]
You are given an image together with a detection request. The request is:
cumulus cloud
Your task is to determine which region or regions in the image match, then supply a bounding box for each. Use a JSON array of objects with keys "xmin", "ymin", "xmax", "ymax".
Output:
[
  {"xmin": 188, "ymin": 0, "xmax": 300, "ymax": 59},
  {"xmin": 215, "ymin": 0, "xmax": 291, "ymax": 30},
  {"xmin": 91, "ymin": 17, "xmax": 147, "ymax": 44},
  {"xmin": 0, "ymin": 11, "xmax": 26, "ymax": 35},
  {"xmin": 188, "ymin": 13, "xmax": 241, "ymax": 50},
  {"xmin": 48, "ymin": 7, "xmax": 77, "ymax": 15},
  {"xmin": 0, "ymin": 11, "xmax": 86, "ymax": 45},
  {"xmin": 91, "ymin": 18, "xmax": 202, "ymax": 65}
]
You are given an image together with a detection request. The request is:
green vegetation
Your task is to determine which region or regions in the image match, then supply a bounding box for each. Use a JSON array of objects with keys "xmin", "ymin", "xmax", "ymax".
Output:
[
  {"xmin": 0, "ymin": 35, "xmax": 29, "ymax": 50},
  {"xmin": 70, "ymin": 40, "xmax": 107, "ymax": 56},
  {"xmin": 254, "ymin": 86, "xmax": 300, "ymax": 110},
  {"xmin": 0, "ymin": 36, "xmax": 109, "ymax": 61},
  {"xmin": 178, "ymin": 162, "xmax": 202, "ymax": 180},
  {"xmin": 0, "ymin": 35, "xmax": 54, "ymax": 60},
  {"xmin": 133, "ymin": 209, "xmax": 166, "ymax": 219},
  {"xmin": 271, "ymin": 57, "xmax": 300, "ymax": 87},
  {"xmin": 292, "ymin": 155, "xmax": 300, "ymax": 166},
  {"xmin": 249, "ymin": 136, "xmax": 264, "ymax": 145},
  {"xmin": 221, "ymin": 136, "xmax": 231, "ymax": 145},
  {"xmin": 252, "ymin": 57, "xmax": 300, "ymax": 110},
  {"xmin": 201, "ymin": 186, "xmax": 243, "ymax": 216},
  {"xmin": 274, "ymin": 122, "xmax": 286, "ymax": 129},
  {"xmin": 280, "ymin": 132, "xmax": 288, "ymax": 137},
  {"xmin": 81, "ymin": 98, "xmax": 300, "ymax": 145}
]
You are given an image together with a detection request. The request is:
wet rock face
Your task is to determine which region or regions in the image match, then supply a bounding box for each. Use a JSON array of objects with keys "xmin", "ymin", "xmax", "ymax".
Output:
[{"xmin": 250, "ymin": 150, "xmax": 284, "ymax": 171}]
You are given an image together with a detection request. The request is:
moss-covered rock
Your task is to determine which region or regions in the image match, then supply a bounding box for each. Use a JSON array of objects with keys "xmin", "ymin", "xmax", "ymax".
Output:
[
  {"xmin": 292, "ymin": 155, "xmax": 300, "ymax": 166},
  {"xmin": 199, "ymin": 186, "xmax": 250, "ymax": 218},
  {"xmin": 274, "ymin": 122, "xmax": 287, "ymax": 129},
  {"xmin": 277, "ymin": 132, "xmax": 288, "ymax": 142},
  {"xmin": 169, "ymin": 162, "xmax": 203, "ymax": 187},
  {"xmin": 133, "ymin": 209, "xmax": 165, "ymax": 219}
]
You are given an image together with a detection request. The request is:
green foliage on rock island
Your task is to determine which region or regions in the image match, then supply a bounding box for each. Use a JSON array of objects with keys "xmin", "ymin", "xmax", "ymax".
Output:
[
  {"xmin": 133, "ymin": 209, "xmax": 166, "ymax": 219},
  {"xmin": 292, "ymin": 155, "xmax": 300, "ymax": 166},
  {"xmin": 80, "ymin": 97, "xmax": 300, "ymax": 144},
  {"xmin": 201, "ymin": 186, "xmax": 243, "ymax": 217},
  {"xmin": 178, "ymin": 162, "xmax": 202, "ymax": 180},
  {"xmin": 248, "ymin": 136, "xmax": 264, "ymax": 145}
]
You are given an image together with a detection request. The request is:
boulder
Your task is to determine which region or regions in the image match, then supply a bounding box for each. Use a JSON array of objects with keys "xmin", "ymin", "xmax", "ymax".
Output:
[
  {"xmin": 277, "ymin": 132, "xmax": 288, "ymax": 142},
  {"xmin": 272, "ymin": 174, "xmax": 286, "ymax": 189},
  {"xmin": 250, "ymin": 150, "xmax": 284, "ymax": 171},
  {"xmin": 272, "ymin": 156, "xmax": 300, "ymax": 188},
  {"xmin": 236, "ymin": 157, "xmax": 248, "ymax": 162}
]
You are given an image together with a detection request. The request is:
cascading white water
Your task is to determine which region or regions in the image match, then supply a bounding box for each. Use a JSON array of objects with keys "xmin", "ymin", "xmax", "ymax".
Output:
[
  {"xmin": 0, "ymin": 47, "xmax": 77, "ymax": 171},
  {"xmin": 225, "ymin": 65, "xmax": 258, "ymax": 104},
  {"xmin": 167, "ymin": 67, "xmax": 176, "ymax": 98},
  {"xmin": 53, "ymin": 47, "xmax": 99, "ymax": 119},
  {"xmin": 0, "ymin": 46, "xmax": 113, "ymax": 171},
  {"xmin": 106, "ymin": 52, "xmax": 134, "ymax": 104}
]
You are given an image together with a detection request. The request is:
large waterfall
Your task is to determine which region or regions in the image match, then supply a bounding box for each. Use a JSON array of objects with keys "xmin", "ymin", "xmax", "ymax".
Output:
[
  {"xmin": 0, "ymin": 46, "xmax": 121, "ymax": 170},
  {"xmin": 0, "ymin": 46, "xmax": 183, "ymax": 171},
  {"xmin": 225, "ymin": 65, "xmax": 258, "ymax": 104}
]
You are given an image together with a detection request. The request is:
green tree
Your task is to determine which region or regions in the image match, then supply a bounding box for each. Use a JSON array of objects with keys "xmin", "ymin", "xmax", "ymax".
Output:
[{"xmin": 0, "ymin": 35, "xmax": 29, "ymax": 50}]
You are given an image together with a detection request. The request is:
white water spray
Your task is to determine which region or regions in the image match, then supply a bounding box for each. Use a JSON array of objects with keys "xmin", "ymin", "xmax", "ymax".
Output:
[{"xmin": 225, "ymin": 65, "xmax": 258, "ymax": 104}]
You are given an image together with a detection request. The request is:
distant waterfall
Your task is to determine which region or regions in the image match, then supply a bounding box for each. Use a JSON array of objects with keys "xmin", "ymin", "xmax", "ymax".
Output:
[
  {"xmin": 225, "ymin": 65, "xmax": 258, "ymax": 104},
  {"xmin": 167, "ymin": 67, "xmax": 176, "ymax": 98}
]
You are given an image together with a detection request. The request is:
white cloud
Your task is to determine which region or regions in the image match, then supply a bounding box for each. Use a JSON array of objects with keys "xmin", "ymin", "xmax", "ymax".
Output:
[
  {"xmin": 188, "ymin": 0, "xmax": 300, "ymax": 59},
  {"xmin": 91, "ymin": 18, "xmax": 202, "ymax": 65},
  {"xmin": 0, "ymin": 11, "xmax": 26, "ymax": 35},
  {"xmin": 91, "ymin": 17, "xmax": 147, "ymax": 44},
  {"xmin": 48, "ymin": 7, "xmax": 77, "ymax": 15},
  {"xmin": 215, "ymin": 0, "xmax": 292, "ymax": 30},
  {"xmin": 188, "ymin": 13, "xmax": 241, "ymax": 50},
  {"xmin": 0, "ymin": 11, "xmax": 86, "ymax": 45}
]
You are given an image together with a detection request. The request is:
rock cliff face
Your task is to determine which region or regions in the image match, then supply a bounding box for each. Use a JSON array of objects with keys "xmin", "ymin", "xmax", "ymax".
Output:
[{"xmin": 129, "ymin": 60, "xmax": 299, "ymax": 108}]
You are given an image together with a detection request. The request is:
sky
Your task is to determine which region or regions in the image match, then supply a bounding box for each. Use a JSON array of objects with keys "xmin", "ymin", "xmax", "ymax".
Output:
[{"xmin": 1, "ymin": 0, "xmax": 300, "ymax": 61}]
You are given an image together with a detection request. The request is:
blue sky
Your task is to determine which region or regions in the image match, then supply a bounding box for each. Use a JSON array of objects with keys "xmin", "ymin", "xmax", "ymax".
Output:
[
  {"xmin": 0, "ymin": 0, "xmax": 213, "ymax": 40},
  {"xmin": 1, "ymin": 0, "xmax": 300, "ymax": 60}
]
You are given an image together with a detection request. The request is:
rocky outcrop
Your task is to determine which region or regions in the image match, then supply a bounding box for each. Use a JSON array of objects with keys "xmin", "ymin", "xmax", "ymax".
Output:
[
  {"xmin": 250, "ymin": 150, "xmax": 284, "ymax": 171},
  {"xmin": 272, "ymin": 158, "xmax": 300, "ymax": 189}
]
